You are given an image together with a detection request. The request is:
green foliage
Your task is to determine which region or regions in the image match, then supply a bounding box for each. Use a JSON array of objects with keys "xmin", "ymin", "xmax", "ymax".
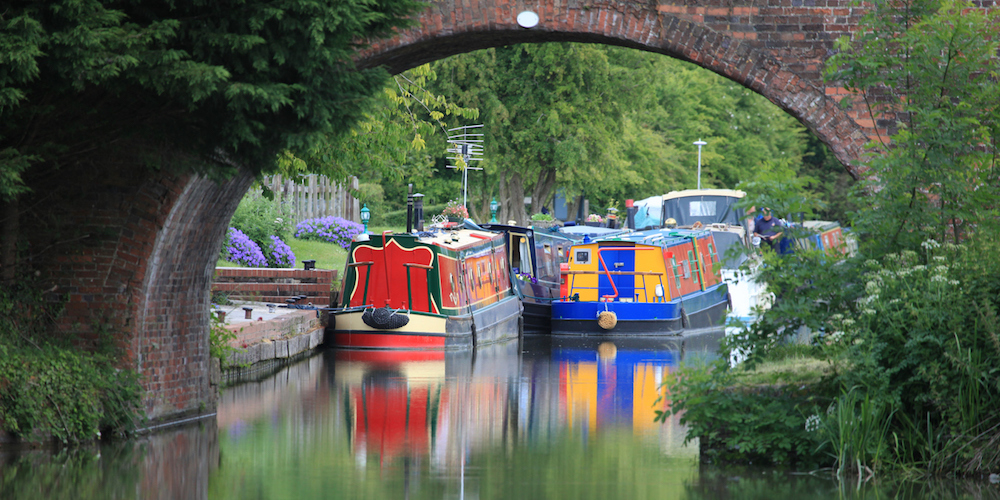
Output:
[
  {"xmin": 209, "ymin": 309, "xmax": 238, "ymax": 367},
  {"xmin": 811, "ymin": 387, "xmax": 895, "ymax": 477},
  {"xmin": 1, "ymin": 0, "xmax": 426, "ymax": 198},
  {"xmin": 657, "ymin": 360, "xmax": 829, "ymax": 467},
  {"xmin": 827, "ymin": 0, "xmax": 1000, "ymax": 251},
  {"xmin": 426, "ymin": 43, "xmax": 813, "ymax": 223},
  {"xmin": 530, "ymin": 212, "xmax": 554, "ymax": 221},
  {"xmin": 230, "ymin": 196, "xmax": 292, "ymax": 244},
  {"xmin": 0, "ymin": 273, "xmax": 143, "ymax": 443}
]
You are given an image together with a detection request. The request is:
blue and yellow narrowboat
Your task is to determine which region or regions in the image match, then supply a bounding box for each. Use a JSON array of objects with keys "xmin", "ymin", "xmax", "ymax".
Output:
[{"xmin": 551, "ymin": 228, "xmax": 730, "ymax": 335}]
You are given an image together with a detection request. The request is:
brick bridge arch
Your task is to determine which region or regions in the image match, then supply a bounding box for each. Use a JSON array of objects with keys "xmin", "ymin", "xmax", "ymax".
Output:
[
  {"xmin": 356, "ymin": 0, "xmax": 877, "ymax": 178},
  {"xmin": 33, "ymin": 0, "xmax": 911, "ymax": 424}
]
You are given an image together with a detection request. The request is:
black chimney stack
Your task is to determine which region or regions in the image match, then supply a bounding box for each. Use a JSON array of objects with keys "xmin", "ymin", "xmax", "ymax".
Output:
[
  {"xmin": 406, "ymin": 184, "xmax": 414, "ymax": 233},
  {"xmin": 413, "ymin": 193, "xmax": 425, "ymax": 232}
]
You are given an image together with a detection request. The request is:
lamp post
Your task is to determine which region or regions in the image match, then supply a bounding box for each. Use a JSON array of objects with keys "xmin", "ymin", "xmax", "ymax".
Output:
[
  {"xmin": 693, "ymin": 139, "xmax": 707, "ymax": 189},
  {"xmin": 360, "ymin": 203, "xmax": 371, "ymax": 233},
  {"xmin": 490, "ymin": 197, "xmax": 499, "ymax": 223}
]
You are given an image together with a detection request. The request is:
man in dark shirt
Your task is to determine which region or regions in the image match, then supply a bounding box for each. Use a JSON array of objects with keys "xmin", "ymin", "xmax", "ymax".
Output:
[{"xmin": 753, "ymin": 207, "xmax": 784, "ymax": 252}]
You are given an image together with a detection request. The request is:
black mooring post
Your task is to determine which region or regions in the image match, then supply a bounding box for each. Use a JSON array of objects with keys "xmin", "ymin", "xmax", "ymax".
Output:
[
  {"xmin": 406, "ymin": 184, "xmax": 414, "ymax": 234},
  {"xmin": 413, "ymin": 193, "xmax": 425, "ymax": 232}
]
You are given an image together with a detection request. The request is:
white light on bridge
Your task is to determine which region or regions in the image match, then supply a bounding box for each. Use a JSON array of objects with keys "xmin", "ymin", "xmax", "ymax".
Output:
[{"xmin": 517, "ymin": 10, "xmax": 539, "ymax": 28}]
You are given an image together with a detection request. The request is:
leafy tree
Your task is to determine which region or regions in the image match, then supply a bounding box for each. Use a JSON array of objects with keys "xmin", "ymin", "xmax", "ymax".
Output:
[
  {"xmin": 1, "ymin": 0, "xmax": 424, "ymax": 279},
  {"xmin": 427, "ymin": 44, "xmax": 814, "ymax": 223},
  {"xmin": 826, "ymin": 0, "xmax": 1000, "ymax": 252}
]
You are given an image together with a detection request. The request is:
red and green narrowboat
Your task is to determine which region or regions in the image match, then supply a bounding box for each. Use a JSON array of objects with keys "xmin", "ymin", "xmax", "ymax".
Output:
[
  {"xmin": 329, "ymin": 228, "xmax": 523, "ymax": 350},
  {"xmin": 551, "ymin": 228, "xmax": 729, "ymax": 335}
]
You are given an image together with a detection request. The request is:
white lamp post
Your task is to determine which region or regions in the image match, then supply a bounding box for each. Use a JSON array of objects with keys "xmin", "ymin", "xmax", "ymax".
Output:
[{"xmin": 693, "ymin": 139, "xmax": 707, "ymax": 189}]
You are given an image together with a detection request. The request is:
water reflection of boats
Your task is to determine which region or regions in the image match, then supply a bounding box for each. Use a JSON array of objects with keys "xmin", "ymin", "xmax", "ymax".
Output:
[
  {"xmin": 335, "ymin": 340, "xmax": 520, "ymax": 466},
  {"xmin": 329, "ymin": 227, "xmax": 522, "ymax": 350},
  {"xmin": 539, "ymin": 332, "xmax": 724, "ymax": 435}
]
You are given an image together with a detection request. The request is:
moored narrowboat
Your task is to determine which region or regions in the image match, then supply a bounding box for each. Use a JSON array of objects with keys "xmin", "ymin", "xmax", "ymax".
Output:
[
  {"xmin": 329, "ymin": 226, "xmax": 523, "ymax": 350},
  {"xmin": 551, "ymin": 228, "xmax": 729, "ymax": 335}
]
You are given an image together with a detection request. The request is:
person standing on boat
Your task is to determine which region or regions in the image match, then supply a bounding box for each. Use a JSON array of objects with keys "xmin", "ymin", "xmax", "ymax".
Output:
[{"xmin": 753, "ymin": 207, "xmax": 784, "ymax": 252}]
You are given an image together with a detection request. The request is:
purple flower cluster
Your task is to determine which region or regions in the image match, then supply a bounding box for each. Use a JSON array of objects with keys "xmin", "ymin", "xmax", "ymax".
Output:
[
  {"xmin": 225, "ymin": 228, "xmax": 267, "ymax": 267},
  {"xmin": 295, "ymin": 216, "xmax": 364, "ymax": 249},
  {"xmin": 266, "ymin": 235, "xmax": 296, "ymax": 268}
]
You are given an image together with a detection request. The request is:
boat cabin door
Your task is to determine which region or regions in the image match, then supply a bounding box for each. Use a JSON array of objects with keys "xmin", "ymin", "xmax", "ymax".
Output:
[{"xmin": 597, "ymin": 245, "xmax": 635, "ymax": 301}]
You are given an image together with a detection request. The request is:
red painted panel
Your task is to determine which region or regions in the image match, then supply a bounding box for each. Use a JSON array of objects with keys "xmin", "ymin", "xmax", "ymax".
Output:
[
  {"xmin": 665, "ymin": 241, "xmax": 700, "ymax": 297},
  {"xmin": 332, "ymin": 332, "xmax": 448, "ymax": 350},
  {"xmin": 352, "ymin": 384, "xmax": 431, "ymax": 462},
  {"xmin": 437, "ymin": 256, "xmax": 462, "ymax": 309},
  {"xmin": 696, "ymin": 235, "xmax": 722, "ymax": 287},
  {"xmin": 335, "ymin": 350, "xmax": 446, "ymax": 363},
  {"xmin": 348, "ymin": 238, "xmax": 438, "ymax": 313}
]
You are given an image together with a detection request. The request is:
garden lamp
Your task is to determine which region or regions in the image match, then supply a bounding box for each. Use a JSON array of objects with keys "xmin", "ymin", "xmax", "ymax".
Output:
[
  {"xmin": 360, "ymin": 203, "xmax": 371, "ymax": 233},
  {"xmin": 490, "ymin": 197, "xmax": 499, "ymax": 223}
]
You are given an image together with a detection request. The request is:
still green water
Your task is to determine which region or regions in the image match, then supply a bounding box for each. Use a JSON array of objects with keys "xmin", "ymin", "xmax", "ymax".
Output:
[{"xmin": 2, "ymin": 334, "xmax": 997, "ymax": 499}]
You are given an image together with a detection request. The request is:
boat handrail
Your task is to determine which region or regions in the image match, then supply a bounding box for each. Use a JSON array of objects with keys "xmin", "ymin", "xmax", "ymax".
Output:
[
  {"xmin": 403, "ymin": 263, "xmax": 434, "ymax": 270},
  {"xmin": 596, "ymin": 247, "xmax": 660, "ymax": 301},
  {"xmin": 347, "ymin": 261, "xmax": 375, "ymax": 267}
]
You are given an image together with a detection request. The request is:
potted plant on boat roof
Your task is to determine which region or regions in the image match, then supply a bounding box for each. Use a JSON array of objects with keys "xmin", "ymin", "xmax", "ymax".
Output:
[
  {"xmin": 585, "ymin": 213, "xmax": 603, "ymax": 227},
  {"xmin": 530, "ymin": 212, "xmax": 561, "ymax": 230},
  {"xmin": 442, "ymin": 199, "xmax": 469, "ymax": 223}
]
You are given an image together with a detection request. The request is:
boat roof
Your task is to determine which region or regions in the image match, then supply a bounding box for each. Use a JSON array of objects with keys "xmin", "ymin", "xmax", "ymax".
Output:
[
  {"xmin": 587, "ymin": 227, "xmax": 713, "ymax": 247},
  {"xmin": 662, "ymin": 188, "xmax": 746, "ymax": 201},
  {"xmin": 558, "ymin": 225, "xmax": 631, "ymax": 241}
]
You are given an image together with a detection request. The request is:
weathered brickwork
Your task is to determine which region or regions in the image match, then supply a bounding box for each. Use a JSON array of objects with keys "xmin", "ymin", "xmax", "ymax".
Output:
[
  {"xmin": 17, "ymin": 1, "xmax": 999, "ymax": 426},
  {"xmin": 21, "ymin": 139, "xmax": 254, "ymax": 423}
]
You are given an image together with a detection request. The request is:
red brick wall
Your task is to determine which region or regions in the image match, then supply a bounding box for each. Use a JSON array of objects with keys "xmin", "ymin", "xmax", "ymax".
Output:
[
  {"xmin": 20, "ymin": 140, "xmax": 254, "ymax": 422},
  {"xmin": 212, "ymin": 268, "xmax": 338, "ymax": 306}
]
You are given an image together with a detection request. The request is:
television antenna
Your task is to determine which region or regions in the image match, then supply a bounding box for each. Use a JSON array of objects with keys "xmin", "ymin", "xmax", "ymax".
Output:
[{"xmin": 446, "ymin": 124, "xmax": 485, "ymax": 210}]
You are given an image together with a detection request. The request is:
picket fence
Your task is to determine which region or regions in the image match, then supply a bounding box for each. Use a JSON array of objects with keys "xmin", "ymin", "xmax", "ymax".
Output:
[{"xmin": 250, "ymin": 174, "xmax": 360, "ymax": 224}]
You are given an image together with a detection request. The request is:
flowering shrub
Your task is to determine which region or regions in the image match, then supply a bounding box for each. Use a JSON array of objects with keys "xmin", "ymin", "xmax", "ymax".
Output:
[
  {"xmin": 586, "ymin": 214, "xmax": 603, "ymax": 223},
  {"xmin": 441, "ymin": 200, "xmax": 469, "ymax": 219},
  {"xmin": 265, "ymin": 235, "xmax": 296, "ymax": 268},
  {"xmin": 295, "ymin": 216, "xmax": 364, "ymax": 249},
  {"xmin": 223, "ymin": 228, "xmax": 267, "ymax": 267}
]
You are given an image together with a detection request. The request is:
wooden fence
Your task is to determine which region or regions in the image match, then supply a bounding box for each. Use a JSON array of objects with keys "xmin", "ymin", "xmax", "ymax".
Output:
[{"xmin": 251, "ymin": 174, "xmax": 360, "ymax": 224}]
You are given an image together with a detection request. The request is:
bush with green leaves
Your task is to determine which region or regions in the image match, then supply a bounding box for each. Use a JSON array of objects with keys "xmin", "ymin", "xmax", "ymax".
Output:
[
  {"xmin": 657, "ymin": 359, "xmax": 831, "ymax": 467},
  {"xmin": 0, "ymin": 277, "xmax": 143, "ymax": 443},
  {"xmin": 223, "ymin": 196, "xmax": 296, "ymax": 267}
]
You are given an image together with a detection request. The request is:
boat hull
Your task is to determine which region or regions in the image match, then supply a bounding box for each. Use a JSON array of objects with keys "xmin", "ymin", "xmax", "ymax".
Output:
[
  {"xmin": 522, "ymin": 301, "xmax": 552, "ymax": 335},
  {"xmin": 551, "ymin": 285, "xmax": 728, "ymax": 336},
  {"xmin": 329, "ymin": 296, "xmax": 523, "ymax": 350}
]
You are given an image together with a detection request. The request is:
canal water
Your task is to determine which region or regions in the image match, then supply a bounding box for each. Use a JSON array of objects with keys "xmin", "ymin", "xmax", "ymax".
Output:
[{"xmin": 2, "ymin": 333, "xmax": 996, "ymax": 499}]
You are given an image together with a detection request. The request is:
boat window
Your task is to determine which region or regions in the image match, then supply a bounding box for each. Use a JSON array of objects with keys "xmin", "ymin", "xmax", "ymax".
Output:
[
  {"xmin": 575, "ymin": 248, "xmax": 592, "ymax": 265},
  {"xmin": 519, "ymin": 237, "xmax": 533, "ymax": 277},
  {"xmin": 690, "ymin": 201, "xmax": 717, "ymax": 217}
]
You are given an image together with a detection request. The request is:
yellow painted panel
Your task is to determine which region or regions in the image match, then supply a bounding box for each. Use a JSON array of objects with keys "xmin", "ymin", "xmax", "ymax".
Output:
[
  {"xmin": 566, "ymin": 243, "xmax": 601, "ymax": 301},
  {"xmin": 632, "ymin": 364, "xmax": 670, "ymax": 433},
  {"xmin": 563, "ymin": 362, "xmax": 598, "ymax": 433}
]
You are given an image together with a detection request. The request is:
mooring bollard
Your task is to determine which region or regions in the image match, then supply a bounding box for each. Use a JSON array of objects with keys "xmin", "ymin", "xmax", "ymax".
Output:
[
  {"xmin": 243, "ymin": 306, "xmax": 253, "ymax": 319},
  {"xmin": 215, "ymin": 310, "xmax": 226, "ymax": 322},
  {"xmin": 267, "ymin": 303, "xmax": 276, "ymax": 313},
  {"xmin": 303, "ymin": 259, "xmax": 316, "ymax": 271}
]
